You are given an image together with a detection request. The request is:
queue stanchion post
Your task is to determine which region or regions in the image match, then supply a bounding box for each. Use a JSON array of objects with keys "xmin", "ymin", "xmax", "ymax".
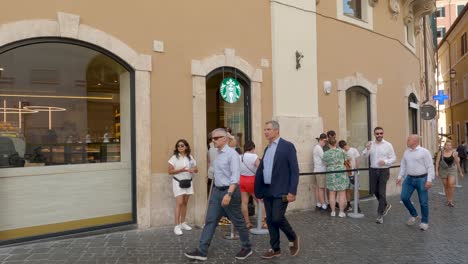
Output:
[
  {"xmin": 348, "ymin": 170, "xmax": 364, "ymax": 219},
  {"xmin": 455, "ymin": 171, "xmax": 463, "ymax": 188},
  {"xmin": 224, "ymin": 222, "xmax": 239, "ymax": 240},
  {"xmin": 250, "ymin": 199, "xmax": 269, "ymax": 235}
]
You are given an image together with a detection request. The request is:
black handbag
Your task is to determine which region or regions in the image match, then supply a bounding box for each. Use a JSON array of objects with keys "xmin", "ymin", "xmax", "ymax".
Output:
[{"xmin": 173, "ymin": 177, "xmax": 192, "ymax": 188}]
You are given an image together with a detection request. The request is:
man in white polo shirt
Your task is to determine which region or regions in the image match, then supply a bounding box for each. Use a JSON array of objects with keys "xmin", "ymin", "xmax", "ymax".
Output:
[{"xmin": 397, "ymin": 135, "xmax": 434, "ymax": 231}]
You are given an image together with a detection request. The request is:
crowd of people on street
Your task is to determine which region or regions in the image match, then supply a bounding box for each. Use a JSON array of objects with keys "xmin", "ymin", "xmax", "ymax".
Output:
[{"xmin": 165, "ymin": 121, "xmax": 466, "ymax": 261}]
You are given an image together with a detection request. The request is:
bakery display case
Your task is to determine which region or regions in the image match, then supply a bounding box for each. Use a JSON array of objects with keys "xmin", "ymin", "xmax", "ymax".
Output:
[{"xmin": 28, "ymin": 142, "xmax": 121, "ymax": 165}]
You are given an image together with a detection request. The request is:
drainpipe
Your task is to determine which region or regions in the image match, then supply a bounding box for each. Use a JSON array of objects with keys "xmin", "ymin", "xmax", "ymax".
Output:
[
  {"xmin": 423, "ymin": 16, "xmax": 430, "ymax": 103},
  {"xmin": 448, "ymin": 38, "xmax": 454, "ymax": 139}
]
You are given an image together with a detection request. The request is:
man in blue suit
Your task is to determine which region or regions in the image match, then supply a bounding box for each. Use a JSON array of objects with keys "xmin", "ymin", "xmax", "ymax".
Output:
[{"xmin": 255, "ymin": 120, "xmax": 300, "ymax": 259}]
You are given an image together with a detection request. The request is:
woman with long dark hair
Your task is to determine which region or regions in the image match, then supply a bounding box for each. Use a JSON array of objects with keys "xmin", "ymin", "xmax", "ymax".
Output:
[{"xmin": 168, "ymin": 139, "xmax": 198, "ymax": 235}]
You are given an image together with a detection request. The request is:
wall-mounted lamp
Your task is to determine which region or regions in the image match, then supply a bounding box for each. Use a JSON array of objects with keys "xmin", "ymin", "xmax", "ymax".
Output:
[
  {"xmin": 0, "ymin": 67, "xmax": 4, "ymax": 78},
  {"xmin": 450, "ymin": 69, "xmax": 456, "ymax": 80},
  {"xmin": 323, "ymin": 81, "xmax": 332, "ymax": 94},
  {"xmin": 295, "ymin": 51, "xmax": 304, "ymax": 70}
]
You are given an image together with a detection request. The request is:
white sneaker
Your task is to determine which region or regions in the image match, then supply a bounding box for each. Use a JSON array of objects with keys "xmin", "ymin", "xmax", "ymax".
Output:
[
  {"xmin": 174, "ymin": 225, "xmax": 183, "ymax": 235},
  {"xmin": 180, "ymin": 222, "xmax": 192, "ymax": 231},
  {"xmin": 330, "ymin": 211, "xmax": 336, "ymax": 217},
  {"xmin": 419, "ymin": 223, "xmax": 429, "ymax": 231},
  {"xmin": 407, "ymin": 216, "xmax": 419, "ymax": 226},
  {"xmin": 321, "ymin": 204, "xmax": 328, "ymax": 210},
  {"xmin": 338, "ymin": 212, "xmax": 346, "ymax": 218}
]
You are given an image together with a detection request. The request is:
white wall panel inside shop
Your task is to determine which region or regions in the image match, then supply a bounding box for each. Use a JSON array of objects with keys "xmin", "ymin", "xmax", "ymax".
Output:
[{"xmin": 0, "ymin": 163, "xmax": 131, "ymax": 232}]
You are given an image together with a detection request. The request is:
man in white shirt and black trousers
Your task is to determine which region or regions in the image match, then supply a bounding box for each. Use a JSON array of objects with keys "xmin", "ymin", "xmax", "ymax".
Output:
[
  {"xmin": 397, "ymin": 134, "xmax": 434, "ymax": 231},
  {"xmin": 362, "ymin": 126, "xmax": 396, "ymax": 224}
]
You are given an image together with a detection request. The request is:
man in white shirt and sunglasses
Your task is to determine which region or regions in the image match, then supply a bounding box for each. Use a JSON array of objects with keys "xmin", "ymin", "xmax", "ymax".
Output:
[{"xmin": 362, "ymin": 126, "xmax": 396, "ymax": 224}]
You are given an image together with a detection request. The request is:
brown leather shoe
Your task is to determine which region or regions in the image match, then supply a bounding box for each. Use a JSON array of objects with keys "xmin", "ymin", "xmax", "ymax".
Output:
[
  {"xmin": 289, "ymin": 236, "xmax": 300, "ymax": 256},
  {"xmin": 260, "ymin": 249, "xmax": 281, "ymax": 259}
]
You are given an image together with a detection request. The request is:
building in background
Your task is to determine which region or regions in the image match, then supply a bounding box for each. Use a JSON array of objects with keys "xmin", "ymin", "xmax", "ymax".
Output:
[
  {"xmin": 436, "ymin": 0, "xmax": 467, "ymax": 43},
  {"xmin": 438, "ymin": 4, "xmax": 468, "ymax": 145}
]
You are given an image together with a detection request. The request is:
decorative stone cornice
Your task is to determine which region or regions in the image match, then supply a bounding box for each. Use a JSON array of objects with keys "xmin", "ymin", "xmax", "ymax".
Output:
[
  {"xmin": 389, "ymin": 0, "xmax": 401, "ymax": 18},
  {"xmin": 403, "ymin": 0, "xmax": 436, "ymax": 34},
  {"xmin": 369, "ymin": 0, "xmax": 379, "ymax": 7}
]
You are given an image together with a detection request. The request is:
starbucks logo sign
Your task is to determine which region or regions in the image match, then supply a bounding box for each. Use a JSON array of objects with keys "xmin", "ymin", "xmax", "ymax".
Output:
[{"xmin": 220, "ymin": 78, "xmax": 241, "ymax": 104}]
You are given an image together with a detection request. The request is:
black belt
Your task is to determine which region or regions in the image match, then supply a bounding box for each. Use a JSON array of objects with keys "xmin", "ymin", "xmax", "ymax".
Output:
[
  {"xmin": 214, "ymin": 186, "xmax": 229, "ymax": 191},
  {"xmin": 408, "ymin": 174, "xmax": 427, "ymax": 178}
]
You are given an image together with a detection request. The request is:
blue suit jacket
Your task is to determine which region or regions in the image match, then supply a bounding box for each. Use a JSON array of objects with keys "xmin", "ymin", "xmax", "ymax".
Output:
[{"xmin": 254, "ymin": 138, "xmax": 300, "ymax": 199}]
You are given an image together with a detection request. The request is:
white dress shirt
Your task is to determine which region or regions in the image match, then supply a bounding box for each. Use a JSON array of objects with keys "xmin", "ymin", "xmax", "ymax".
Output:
[
  {"xmin": 361, "ymin": 139, "xmax": 396, "ymax": 168},
  {"xmin": 398, "ymin": 146, "xmax": 435, "ymax": 182},
  {"xmin": 313, "ymin": 144, "xmax": 326, "ymax": 172}
]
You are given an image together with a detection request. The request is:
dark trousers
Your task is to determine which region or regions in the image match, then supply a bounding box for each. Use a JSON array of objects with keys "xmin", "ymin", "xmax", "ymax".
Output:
[
  {"xmin": 198, "ymin": 187, "xmax": 251, "ymax": 256},
  {"xmin": 369, "ymin": 168, "xmax": 390, "ymax": 216},
  {"xmin": 461, "ymin": 158, "xmax": 466, "ymax": 173},
  {"xmin": 263, "ymin": 196, "xmax": 297, "ymax": 251}
]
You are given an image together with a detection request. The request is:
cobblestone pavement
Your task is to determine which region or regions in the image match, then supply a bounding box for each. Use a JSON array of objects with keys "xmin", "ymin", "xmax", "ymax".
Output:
[{"xmin": 1, "ymin": 175, "xmax": 467, "ymax": 264}]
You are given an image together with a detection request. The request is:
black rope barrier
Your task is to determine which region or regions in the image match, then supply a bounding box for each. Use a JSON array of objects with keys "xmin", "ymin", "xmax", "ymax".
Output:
[{"xmin": 299, "ymin": 165, "xmax": 401, "ymax": 176}]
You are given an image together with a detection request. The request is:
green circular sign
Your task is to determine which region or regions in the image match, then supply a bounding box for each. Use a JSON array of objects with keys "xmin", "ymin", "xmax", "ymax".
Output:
[{"xmin": 220, "ymin": 78, "xmax": 241, "ymax": 103}]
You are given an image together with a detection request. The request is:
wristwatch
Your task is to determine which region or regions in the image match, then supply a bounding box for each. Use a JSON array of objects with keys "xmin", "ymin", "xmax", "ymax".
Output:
[{"xmin": 227, "ymin": 191, "xmax": 233, "ymax": 197}]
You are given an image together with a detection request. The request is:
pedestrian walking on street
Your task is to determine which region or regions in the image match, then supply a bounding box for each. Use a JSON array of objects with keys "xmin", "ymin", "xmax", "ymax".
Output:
[
  {"xmin": 456, "ymin": 141, "xmax": 467, "ymax": 173},
  {"xmin": 362, "ymin": 126, "xmax": 396, "ymax": 224},
  {"xmin": 397, "ymin": 135, "xmax": 435, "ymax": 231},
  {"xmin": 323, "ymin": 138, "xmax": 349, "ymax": 218},
  {"xmin": 239, "ymin": 141, "xmax": 265, "ymax": 229},
  {"xmin": 184, "ymin": 128, "xmax": 252, "ymax": 261},
  {"xmin": 168, "ymin": 139, "xmax": 198, "ymax": 236},
  {"xmin": 255, "ymin": 120, "xmax": 300, "ymax": 259},
  {"xmin": 435, "ymin": 140, "xmax": 464, "ymax": 207}
]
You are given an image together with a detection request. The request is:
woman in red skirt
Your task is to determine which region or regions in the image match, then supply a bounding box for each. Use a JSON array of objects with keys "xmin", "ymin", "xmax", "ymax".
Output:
[{"xmin": 239, "ymin": 141, "xmax": 265, "ymax": 229}]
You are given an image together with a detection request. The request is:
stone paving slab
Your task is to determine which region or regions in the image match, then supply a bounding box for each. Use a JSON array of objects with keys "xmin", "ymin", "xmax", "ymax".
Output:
[{"xmin": 1, "ymin": 175, "xmax": 467, "ymax": 264}]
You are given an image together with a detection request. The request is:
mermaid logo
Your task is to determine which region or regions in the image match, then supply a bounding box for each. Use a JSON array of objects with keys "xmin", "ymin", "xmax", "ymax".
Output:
[{"xmin": 220, "ymin": 78, "xmax": 241, "ymax": 104}]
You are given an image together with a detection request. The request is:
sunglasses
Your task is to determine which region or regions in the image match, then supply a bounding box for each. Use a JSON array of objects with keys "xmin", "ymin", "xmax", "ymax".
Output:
[
  {"xmin": 177, "ymin": 144, "xmax": 186, "ymax": 147},
  {"xmin": 212, "ymin": 136, "xmax": 225, "ymax": 141},
  {"xmin": 375, "ymin": 132, "xmax": 383, "ymax": 135}
]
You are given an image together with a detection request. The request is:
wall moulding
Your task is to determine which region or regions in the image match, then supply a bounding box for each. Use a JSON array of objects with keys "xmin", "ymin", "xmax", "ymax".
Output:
[{"xmin": 403, "ymin": 0, "xmax": 436, "ymax": 34}]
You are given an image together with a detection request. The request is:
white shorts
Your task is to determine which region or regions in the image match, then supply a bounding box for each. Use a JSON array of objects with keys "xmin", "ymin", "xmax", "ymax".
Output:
[{"xmin": 173, "ymin": 179, "xmax": 194, "ymax": 197}]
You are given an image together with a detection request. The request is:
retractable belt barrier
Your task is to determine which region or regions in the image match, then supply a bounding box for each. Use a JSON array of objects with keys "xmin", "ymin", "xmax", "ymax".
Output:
[{"xmin": 299, "ymin": 165, "xmax": 401, "ymax": 219}]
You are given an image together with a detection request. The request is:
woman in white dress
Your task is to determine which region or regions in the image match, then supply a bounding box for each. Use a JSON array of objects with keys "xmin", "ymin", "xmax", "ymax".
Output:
[{"xmin": 168, "ymin": 139, "xmax": 198, "ymax": 235}]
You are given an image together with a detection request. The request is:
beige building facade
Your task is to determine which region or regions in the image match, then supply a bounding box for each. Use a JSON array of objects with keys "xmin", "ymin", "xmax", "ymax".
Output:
[
  {"xmin": 0, "ymin": 0, "xmax": 438, "ymax": 243},
  {"xmin": 315, "ymin": 0, "xmax": 438, "ymax": 195},
  {"xmin": 438, "ymin": 4, "xmax": 468, "ymax": 145}
]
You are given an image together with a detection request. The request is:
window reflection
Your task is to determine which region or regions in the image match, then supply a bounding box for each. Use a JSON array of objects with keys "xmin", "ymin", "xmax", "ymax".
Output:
[
  {"xmin": 343, "ymin": 0, "xmax": 362, "ymax": 20},
  {"xmin": 0, "ymin": 43, "xmax": 129, "ymax": 167}
]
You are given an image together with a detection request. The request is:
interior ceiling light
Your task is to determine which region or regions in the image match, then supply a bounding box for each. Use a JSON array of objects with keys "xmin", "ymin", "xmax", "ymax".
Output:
[
  {"xmin": 0, "ymin": 107, "xmax": 38, "ymax": 114},
  {"xmin": 0, "ymin": 94, "xmax": 113, "ymax": 100},
  {"xmin": 23, "ymin": 106, "xmax": 66, "ymax": 130}
]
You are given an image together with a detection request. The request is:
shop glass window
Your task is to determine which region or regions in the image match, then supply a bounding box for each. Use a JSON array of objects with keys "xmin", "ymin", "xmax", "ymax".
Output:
[{"xmin": 0, "ymin": 42, "xmax": 130, "ymax": 168}]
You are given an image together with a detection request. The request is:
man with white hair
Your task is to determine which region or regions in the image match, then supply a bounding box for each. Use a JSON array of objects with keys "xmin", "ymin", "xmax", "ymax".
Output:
[{"xmin": 397, "ymin": 134, "xmax": 434, "ymax": 231}]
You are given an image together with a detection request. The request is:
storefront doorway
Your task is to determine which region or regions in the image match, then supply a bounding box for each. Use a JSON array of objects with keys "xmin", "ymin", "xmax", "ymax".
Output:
[
  {"xmin": 206, "ymin": 67, "xmax": 251, "ymax": 151},
  {"xmin": 346, "ymin": 86, "xmax": 371, "ymax": 197}
]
